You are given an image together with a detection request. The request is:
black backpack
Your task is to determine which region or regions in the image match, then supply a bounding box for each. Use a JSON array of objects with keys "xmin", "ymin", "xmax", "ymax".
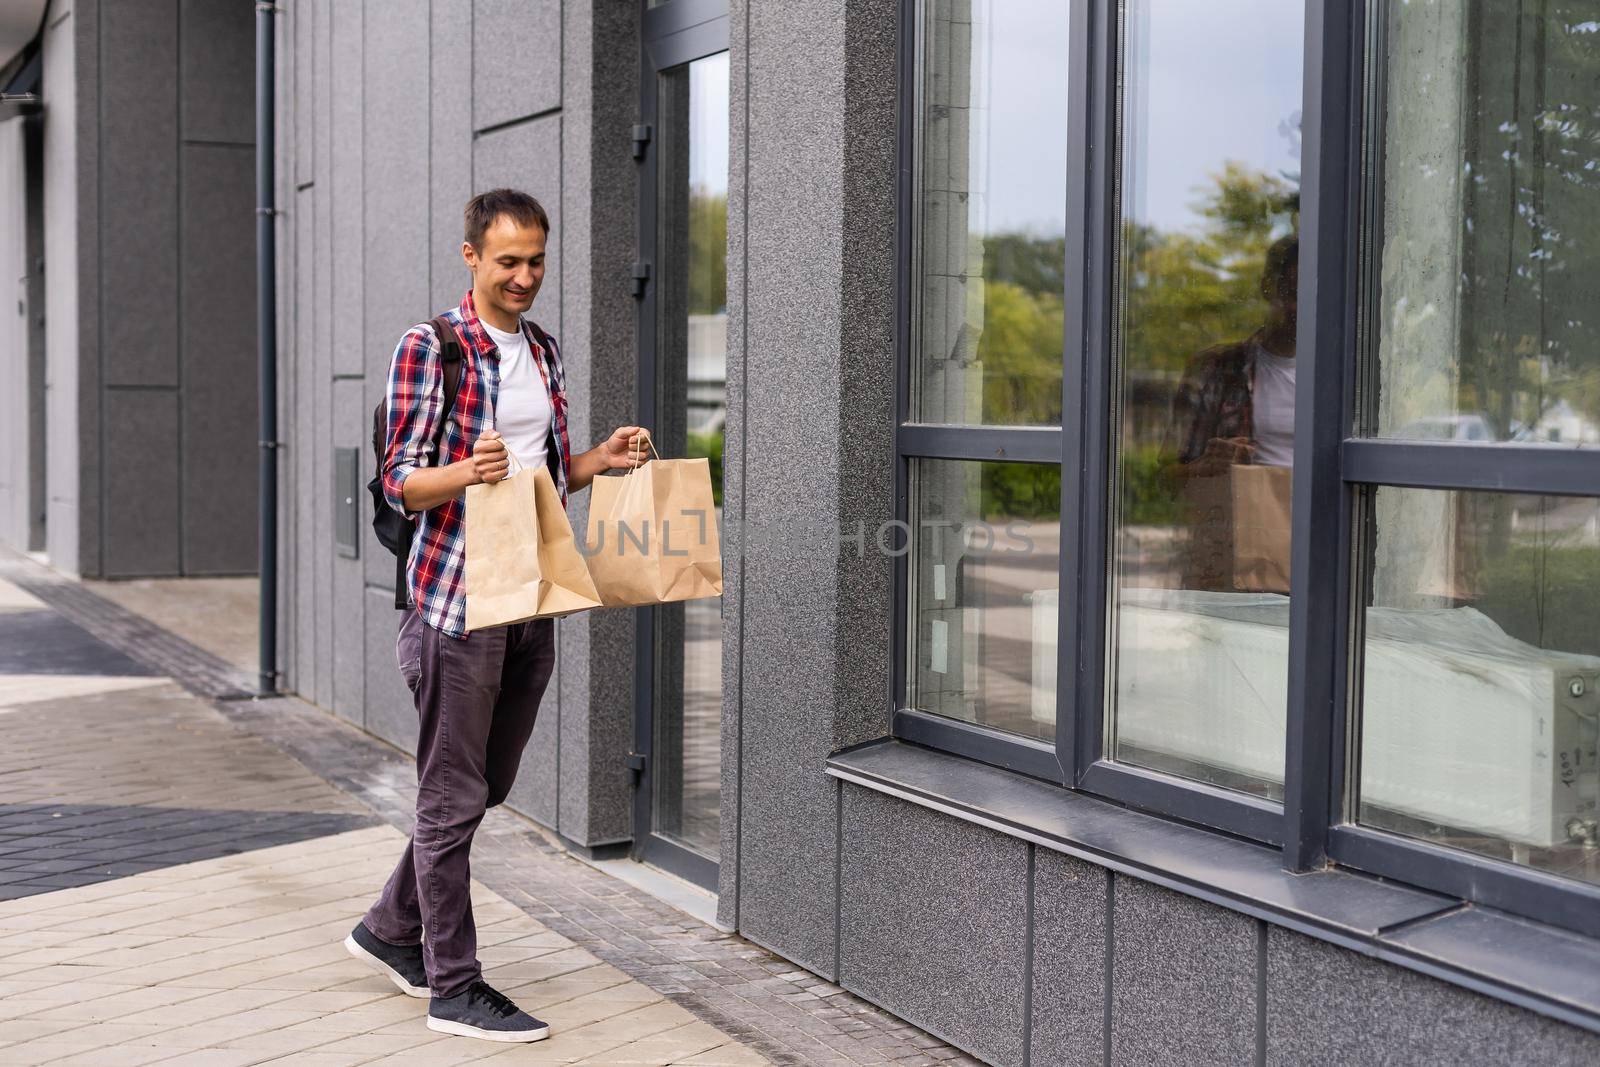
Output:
[{"xmin": 368, "ymin": 315, "xmax": 464, "ymax": 609}]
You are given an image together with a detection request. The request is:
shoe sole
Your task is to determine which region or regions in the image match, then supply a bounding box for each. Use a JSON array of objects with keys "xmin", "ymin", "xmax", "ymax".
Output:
[
  {"xmin": 343, "ymin": 933, "xmax": 430, "ymax": 998},
  {"xmin": 427, "ymin": 1016, "xmax": 552, "ymax": 1042}
]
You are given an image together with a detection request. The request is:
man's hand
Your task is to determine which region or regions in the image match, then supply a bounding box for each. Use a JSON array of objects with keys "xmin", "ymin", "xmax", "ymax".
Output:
[
  {"xmin": 600, "ymin": 425, "xmax": 653, "ymax": 471},
  {"xmin": 472, "ymin": 430, "xmax": 512, "ymax": 484},
  {"xmin": 1184, "ymin": 436, "xmax": 1254, "ymax": 478}
]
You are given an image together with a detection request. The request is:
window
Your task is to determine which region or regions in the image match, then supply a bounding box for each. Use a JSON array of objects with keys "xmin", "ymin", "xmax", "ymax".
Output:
[
  {"xmin": 1106, "ymin": 0, "xmax": 1304, "ymax": 802},
  {"xmin": 894, "ymin": 0, "xmax": 1071, "ymax": 782},
  {"xmin": 894, "ymin": 0, "xmax": 1600, "ymax": 938},
  {"xmin": 1333, "ymin": 1, "xmax": 1600, "ymax": 930}
]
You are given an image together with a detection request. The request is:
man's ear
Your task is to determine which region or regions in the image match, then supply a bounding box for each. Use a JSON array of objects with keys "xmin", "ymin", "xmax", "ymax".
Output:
[{"xmin": 461, "ymin": 241, "xmax": 477, "ymax": 271}]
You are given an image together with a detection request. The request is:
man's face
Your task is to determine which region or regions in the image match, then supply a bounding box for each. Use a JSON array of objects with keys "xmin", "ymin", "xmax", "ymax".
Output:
[{"xmin": 463, "ymin": 215, "xmax": 547, "ymax": 320}]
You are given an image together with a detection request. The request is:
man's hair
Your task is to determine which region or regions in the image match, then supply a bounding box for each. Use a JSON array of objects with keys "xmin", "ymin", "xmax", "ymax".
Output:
[
  {"xmin": 464, "ymin": 189, "xmax": 550, "ymax": 248},
  {"xmin": 1260, "ymin": 233, "xmax": 1298, "ymax": 301}
]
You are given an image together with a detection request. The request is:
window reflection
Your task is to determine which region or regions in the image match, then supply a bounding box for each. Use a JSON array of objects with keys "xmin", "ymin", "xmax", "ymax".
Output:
[
  {"xmin": 912, "ymin": 0, "xmax": 1068, "ymax": 426},
  {"xmin": 1366, "ymin": 3, "xmax": 1600, "ymax": 447},
  {"xmin": 1106, "ymin": 0, "xmax": 1304, "ymax": 799},
  {"xmin": 1357, "ymin": 489, "xmax": 1600, "ymax": 887}
]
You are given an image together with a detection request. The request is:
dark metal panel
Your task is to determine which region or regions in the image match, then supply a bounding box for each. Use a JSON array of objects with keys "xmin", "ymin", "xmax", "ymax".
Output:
[
  {"xmin": 893, "ymin": 709, "xmax": 1066, "ymax": 785},
  {"xmin": 1079, "ymin": 761, "xmax": 1283, "ymax": 846},
  {"xmin": 1329, "ymin": 825, "xmax": 1600, "ymax": 942},
  {"xmin": 1282, "ymin": 0, "xmax": 1364, "ymax": 871},
  {"xmin": 1342, "ymin": 439, "xmax": 1600, "ymax": 497},
  {"xmin": 1055, "ymin": 0, "xmax": 1096, "ymax": 776},
  {"xmin": 642, "ymin": 0, "xmax": 727, "ymax": 41},
  {"xmin": 334, "ymin": 448, "xmax": 359, "ymax": 559},
  {"xmin": 1387, "ymin": 906, "xmax": 1600, "ymax": 1025},
  {"xmin": 895, "ymin": 424, "xmax": 1063, "ymax": 464},
  {"xmin": 645, "ymin": 17, "xmax": 730, "ymax": 72},
  {"xmin": 1069, "ymin": 0, "xmax": 1119, "ymax": 782}
]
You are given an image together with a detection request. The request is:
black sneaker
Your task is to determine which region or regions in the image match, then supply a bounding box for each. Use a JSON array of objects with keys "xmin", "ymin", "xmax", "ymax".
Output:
[
  {"xmin": 344, "ymin": 921, "xmax": 429, "ymax": 998},
  {"xmin": 427, "ymin": 980, "xmax": 551, "ymax": 1042}
]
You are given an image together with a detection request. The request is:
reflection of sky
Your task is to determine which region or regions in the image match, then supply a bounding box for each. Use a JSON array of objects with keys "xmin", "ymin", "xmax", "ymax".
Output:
[
  {"xmin": 690, "ymin": 51, "xmax": 731, "ymax": 197},
  {"xmin": 1126, "ymin": 0, "xmax": 1303, "ymax": 234},
  {"xmin": 975, "ymin": 0, "xmax": 1302, "ymax": 237},
  {"xmin": 972, "ymin": 0, "xmax": 1070, "ymax": 236}
]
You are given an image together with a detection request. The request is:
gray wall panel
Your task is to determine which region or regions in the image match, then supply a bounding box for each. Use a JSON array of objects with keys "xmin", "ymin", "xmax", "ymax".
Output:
[
  {"xmin": 364, "ymin": 589, "xmax": 415, "ymax": 751},
  {"xmin": 1265, "ymin": 927, "xmax": 1598, "ymax": 1066},
  {"xmin": 100, "ymin": 0, "xmax": 179, "ymax": 389},
  {"xmin": 102, "ymin": 390, "xmax": 181, "ymax": 577},
  {"xmin": 839, "ymin": 785, "xmax": 1028, "ymax": 1067},
  {"xmin": 180, "ymin": 144, "xmax": 258, "ymax": 574},
  {"xmin": 179, "ymin": 0, "xmax": 254, "ymax": 144},
  {"xmin": 43, "ymin": 0, "xmax": 84, "ymax": 576},
  {"xmin": 293, "ymin": 190, "xmax": 316, "ymax": 695},
  {"xmin": 430, "ymin": 0, "xmax": 473, "ymax": 313},
  {"xmin": 363, "ymin": 0, "xmax": 431, "ymax": 592},
  {"xmin": 329, "ymin": 0, "xmax": 365, "ymax": 379},
  {"xmin": 1030, "ymin": 850, "xmax": 1108, "ymax": 1067},
  {"xmin": 1110, "ymin": 877, "xmax": 1257, "ymax": 1067},
  {"xmin": 472, "ymin": 0, "xmax": 561, "ymax": 132},
  {"xmin": 312, "ymin": 0, "xmax": 335, "ymax": 710},
  {"xmin": 716, "ymin": 0, "xmax": 749, "ymax": 930},
  {"xmin": 330, "ymin": 381, "xmax": 364, "ymax": 724},
  {"xmin": 735, "ymin": 0, "xmax": 898, "ymax": 976},
  {"xmin": 735, "ymin": 0, "xmax": 849, "ymax": 975},
  {"xmin": 293, "ymin": 0, "xmax": 313, "ymax": 188},
  {"xmin": 552, "ymin": 0, "xmax": 637, "ymax": 849},
  {"xmin": 473, "ymin": 114, "xmax": 563, "ymax": 342}
]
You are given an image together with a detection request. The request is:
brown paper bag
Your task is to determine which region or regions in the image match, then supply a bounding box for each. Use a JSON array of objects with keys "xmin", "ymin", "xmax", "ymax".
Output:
[
  {"xmin": 464, "ymin": 459, "xmax": 602, "ymax": 630},
  {"xmin": 1230, "ymin": 464, "xmax": 1292, "ymax": 593},
  {"xmin": 1179, "ymin": 463, "xmax": 1292, "ymax": 594},
  {"xmin": 584, "ymin": 457, "xmax": 723, "ymax": 607}
]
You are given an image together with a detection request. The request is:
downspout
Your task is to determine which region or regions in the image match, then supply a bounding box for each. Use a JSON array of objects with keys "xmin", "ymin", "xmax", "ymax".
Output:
[{"xmin": 255, "ymin": 1, "xmax": 278, "ymax": 695}]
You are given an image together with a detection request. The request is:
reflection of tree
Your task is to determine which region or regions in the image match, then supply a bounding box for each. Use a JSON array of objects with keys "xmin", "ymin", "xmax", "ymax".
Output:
[
  {"xmin": 689, "ymin": 189, "xmax": 727, "ymax": 315},
  {"xmin": 1457, "ymin": 3, "xmax": 1600, "ymax": 439},
  {"xmin": 1124, "ymin": 162, "xmax": 1296, "ymax": 378}
]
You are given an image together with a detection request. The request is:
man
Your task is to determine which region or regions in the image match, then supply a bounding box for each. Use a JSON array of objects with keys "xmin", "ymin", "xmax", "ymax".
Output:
[{"xmin": 344, "ymin": 188, "xmax": 648, "ymax": 1043}]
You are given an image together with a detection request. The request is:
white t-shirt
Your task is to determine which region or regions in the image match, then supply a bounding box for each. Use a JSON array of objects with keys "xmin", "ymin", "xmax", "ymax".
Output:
[
  {"xmin": 481, "ymin": 318, "xmax": 553, "ymax": 473},
  {"xmin": 1251, "ymin": 342, "xmax": 1296, "ymax": 468}
]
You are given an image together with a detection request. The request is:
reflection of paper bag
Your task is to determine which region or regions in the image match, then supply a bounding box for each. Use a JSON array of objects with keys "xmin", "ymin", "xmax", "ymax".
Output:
[
  {"xmin": 464, "ymin": 462, "xmax": 602, "ymax": 630},
  {"xmin": 1180, "ymin": 464, "xmax": 1292, "ymax": 593},
  {"xmin": 586, "ymin": 459, "xmax": 723, "ymax": 607}
]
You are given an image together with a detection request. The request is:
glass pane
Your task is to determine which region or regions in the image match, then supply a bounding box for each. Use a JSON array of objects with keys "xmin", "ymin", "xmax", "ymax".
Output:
[
  {"xmin": 1363, "ymin": 5, "xmax": 1600, "ymax": 446},
  {"xmin": 1105, "ymin": 0, "xmax": 1304, "ymax": 801},
  {"xmin": 911, "ymin": 0, "xmax": 1068, "ymax": 426},
  {"xmin": 652, "ymin": 51, "xmax": 729, "ymax": 860},
  {"xmin": 906, "ymin": 459, "xmax": 1061, "ymax": 743},
  {"xmin": 1356, "ymin": 487, "xmax": 1600, "ymax": 887}
]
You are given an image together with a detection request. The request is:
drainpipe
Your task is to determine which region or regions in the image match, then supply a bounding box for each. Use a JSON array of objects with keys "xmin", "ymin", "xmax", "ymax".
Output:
[{"xmin": 255, "ymin": 2, "xmax": 278, "ymax": 695}]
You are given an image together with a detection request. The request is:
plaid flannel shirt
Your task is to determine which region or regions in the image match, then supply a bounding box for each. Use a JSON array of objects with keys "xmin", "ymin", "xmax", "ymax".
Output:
[
  {"xmin": 1164, "ymin": 330, "xmax": 1263, "ymax": 466},
  {"xmin": 381, "ymin": 290, "xmax": 572, "ymax": 638}
]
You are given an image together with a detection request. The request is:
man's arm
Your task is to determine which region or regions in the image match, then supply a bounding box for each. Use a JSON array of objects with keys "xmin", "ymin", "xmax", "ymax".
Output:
[{"xmin": 381, "ymin": 325, "xmax": 497, "ymax": 515}]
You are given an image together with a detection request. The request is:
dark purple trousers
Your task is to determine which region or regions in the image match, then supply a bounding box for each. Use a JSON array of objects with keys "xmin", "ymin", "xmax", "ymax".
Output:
[{"xmin": 363, "ymin": 607, "xmax": 555, "ymax": 997}]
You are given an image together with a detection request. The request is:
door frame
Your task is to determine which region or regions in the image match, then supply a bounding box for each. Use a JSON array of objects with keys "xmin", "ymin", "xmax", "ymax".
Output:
[{"xmin": 631, "ymin": 0, "xmax": 730, "ymax": 891}]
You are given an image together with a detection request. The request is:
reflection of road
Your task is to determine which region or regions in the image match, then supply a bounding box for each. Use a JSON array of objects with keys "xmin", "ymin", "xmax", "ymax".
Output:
[{"xmin": 957, "ymin": 520, "xmax": 1059, "ymax": 740}]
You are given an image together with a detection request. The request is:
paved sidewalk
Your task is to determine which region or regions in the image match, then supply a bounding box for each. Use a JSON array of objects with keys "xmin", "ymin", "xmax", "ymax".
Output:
[{"xmin": 0, "ymin": 552, "xmax": 981, "ymax": 1067}]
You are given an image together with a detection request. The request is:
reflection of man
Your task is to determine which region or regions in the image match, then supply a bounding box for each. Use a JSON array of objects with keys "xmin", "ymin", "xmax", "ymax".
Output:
[
  {"xmin": 1163, "ymin": 234, "xmax": 1298, "ymax": 593},
  {"xmin": 1165, "ymin": 234, "xmax": 1299, "ymax": 476}
]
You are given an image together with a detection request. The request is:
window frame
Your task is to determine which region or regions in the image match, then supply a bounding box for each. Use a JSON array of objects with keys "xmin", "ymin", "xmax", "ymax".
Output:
[{"xmin": 890, "ymin": 0, "xmax": 1600, "ymax": 941}]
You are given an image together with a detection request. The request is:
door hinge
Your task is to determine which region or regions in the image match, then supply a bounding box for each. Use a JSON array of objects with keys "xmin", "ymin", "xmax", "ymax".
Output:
[
  {"xmin": 630, "ymin": 261, "xmax": 651, "ymax": 299},
  {"xmin": 626, "ymin": 752, "xmax": 647, "ymax": 776},
  {"xmin": 631, "ymin": 123, "xmax": 653, "ymax": 160}
]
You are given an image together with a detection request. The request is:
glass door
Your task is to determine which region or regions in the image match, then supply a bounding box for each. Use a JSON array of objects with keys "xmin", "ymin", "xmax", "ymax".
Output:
[{"xmin": 634, "ymin": 0, "xmax": 729, "ymax": 890}]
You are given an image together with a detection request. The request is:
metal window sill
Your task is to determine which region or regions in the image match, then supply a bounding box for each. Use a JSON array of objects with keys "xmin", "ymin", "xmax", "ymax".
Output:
[{"xmin": 826, "ymin": 738, "xmax": 1600, "ymax": 1035}]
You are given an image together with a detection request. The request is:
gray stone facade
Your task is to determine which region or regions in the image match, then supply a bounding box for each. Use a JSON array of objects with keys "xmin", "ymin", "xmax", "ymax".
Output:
[{"xmin": 5, "ymin": 0, "xmax": 260, "ymax": 579}]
